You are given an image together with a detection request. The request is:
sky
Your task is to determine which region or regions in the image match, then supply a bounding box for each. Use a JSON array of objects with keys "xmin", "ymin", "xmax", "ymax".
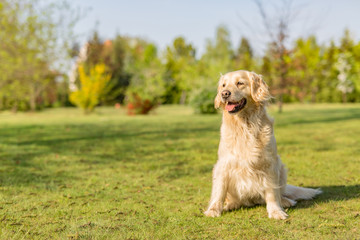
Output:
[{"xmin": 72, "ymin": 0, "xmax": 360, "ymax": 56}]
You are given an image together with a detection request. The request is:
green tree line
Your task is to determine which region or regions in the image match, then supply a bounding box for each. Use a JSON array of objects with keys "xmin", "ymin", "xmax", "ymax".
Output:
[
  {"xmin": 73, "ymin": 26, "xmax": 360, "ymax": 113},
  {"xmin": 1, "ymin": 0, "xmax": 360, "ymax": 113}
]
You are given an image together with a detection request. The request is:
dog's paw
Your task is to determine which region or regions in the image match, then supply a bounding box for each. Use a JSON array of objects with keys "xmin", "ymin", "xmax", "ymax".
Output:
[
  {"xmin": 204, "ymin": 208, "xmax": 221, "ymax": 217},
  {"xmin": 268, "ymin": 209, "xmax": 288, "ymax": 220},
  {"xmin": 281, "ymin": 197, "xmax": 297, "ymax": 208}
]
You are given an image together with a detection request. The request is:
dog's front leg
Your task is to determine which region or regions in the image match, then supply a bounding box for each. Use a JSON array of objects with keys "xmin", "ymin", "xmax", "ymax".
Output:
[
  {"xmin": 204, "ymin": 164, "xmax": 228, "ymax": 217},
  {"xmin": 265, "ymin": 188, "xmax": 288, "ymax": 220}
]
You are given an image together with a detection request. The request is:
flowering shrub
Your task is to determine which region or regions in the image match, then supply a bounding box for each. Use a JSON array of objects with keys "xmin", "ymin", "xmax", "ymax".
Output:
[
  {"xmin": 126, "ymin": 93, "xmax": 157, "ymax": 115},
  {"xmin": 69, "ymin": 64, "xmax": 111, "ymax": 113}
]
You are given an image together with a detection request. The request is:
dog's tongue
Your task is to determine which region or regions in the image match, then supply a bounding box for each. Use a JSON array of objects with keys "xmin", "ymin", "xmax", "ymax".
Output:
[{"xmin": 225, "ymin": 103, "xmax": 237, "ymax": 112}]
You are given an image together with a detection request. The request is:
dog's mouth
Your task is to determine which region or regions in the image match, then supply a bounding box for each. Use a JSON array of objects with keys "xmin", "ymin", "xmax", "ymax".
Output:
[{"xmin": 225, "ymin": 98, "xmax": 247, "ymax": 113}]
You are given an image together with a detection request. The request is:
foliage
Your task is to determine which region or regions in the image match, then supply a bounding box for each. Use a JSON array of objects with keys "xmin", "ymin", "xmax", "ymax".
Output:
[
  {"xmin": 188, "ymin": 26, "xmax": 235, "ymax": 113},
  {"xmin": 126, "ymin": 93, "xmax": 157, "ymax": 115},
  {"xmin": 69, "ymin": 64, "xmax": 111, "ymax": 113},
  {"xmin": 0, "ymin": 105, "xmax": 359, "ymax": 239},
  {"xmin": 190, "ymin": 86, "xmax": 218, "ymax": 114},
  {"xmin": 233, "ymin": 37, "xmax": 254, "ymax": 70},
  {"xmin": 259, "ymin": 29, "xmax": 360, "ymax": 105},
  {"xmin": 0, "ymin": 0, "xmax": 79, "ymax": 111},
  {"xmin": 336, "ymin": 29, "xmax": 360, "ymax": 102},
  {"xmin": 287, "ymin": 36, "xmax": 321, "ymax": 102},
  {"xmin": 335, "ymin": 53, "xmax": 355, "ymax": 102},
  {"xmin": 163, "ymin": 37, "xmax": 197, "ymax": 104},
  {"xmin": 316, "ymin": 41, "xmax": 342, "ymax": 103},
  {"xmin": 124, "ymin": 41, "xmax": 166, "ymax": 114},
  {"xmin": 80, "ymin": 33, "xmax": 130, "ymax": 105},
  {"xmin": 3, "ymin": 1, "xmax": 360, "ymax": 114},
  {"xmin": 199, "ymin": 25, "xmax": 234, "ymax": 82}
]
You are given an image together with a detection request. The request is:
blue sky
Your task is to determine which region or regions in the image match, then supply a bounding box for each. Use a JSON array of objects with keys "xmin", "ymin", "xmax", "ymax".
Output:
[{"xmin": 73, "ymin": 0, "xmax": 360, "ymax": 56}]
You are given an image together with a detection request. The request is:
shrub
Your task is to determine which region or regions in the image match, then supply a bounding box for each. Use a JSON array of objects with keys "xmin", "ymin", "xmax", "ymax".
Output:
[
  {"xmin": 69, "ymin": 64, "xmax": 111, "ymax": 114},
  {"xmin": 123, "ymin": 43, "xmax": 166, "ymax": 115},
  {"xmin": 190, "ymin": 86, "xmax": 218, "ymax": 114},
  {"xmin": 126, "ymin": 93, "xmax": 157, "ymax": 115}
]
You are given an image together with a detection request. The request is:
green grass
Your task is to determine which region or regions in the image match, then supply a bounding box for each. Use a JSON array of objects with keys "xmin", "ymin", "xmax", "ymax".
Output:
[{"xmin": 0, "ymin": 104, "xmax": 359, "ymax": 239}]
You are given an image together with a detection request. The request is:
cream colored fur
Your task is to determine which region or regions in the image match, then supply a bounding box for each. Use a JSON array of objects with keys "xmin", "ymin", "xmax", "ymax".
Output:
[{"xmin": 204, "ymin": 70, "xmax": 321, "ymax": 220}]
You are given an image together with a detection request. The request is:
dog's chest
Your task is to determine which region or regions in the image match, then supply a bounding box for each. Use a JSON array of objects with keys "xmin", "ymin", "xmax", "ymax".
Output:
[{"xmin": 219, "ymin": 123, "xmax": 270, "ymax": 164}]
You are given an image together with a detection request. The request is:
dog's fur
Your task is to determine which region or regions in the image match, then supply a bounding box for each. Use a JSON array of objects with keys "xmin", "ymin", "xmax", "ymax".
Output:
[{"xmin": 204, "ymin": 70, "xmax": 321, "ymax": 219}]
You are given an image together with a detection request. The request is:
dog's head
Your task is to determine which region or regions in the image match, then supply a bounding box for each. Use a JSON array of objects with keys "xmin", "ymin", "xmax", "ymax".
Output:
[{"xmin": 214, "ymin": 70, "xmax": 271, "ymax": 114}]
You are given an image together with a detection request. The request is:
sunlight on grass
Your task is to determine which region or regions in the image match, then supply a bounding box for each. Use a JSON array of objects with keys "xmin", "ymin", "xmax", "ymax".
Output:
[{"xmin": 0, "ymin": 104, "xmax": 359, "ymax": 239}]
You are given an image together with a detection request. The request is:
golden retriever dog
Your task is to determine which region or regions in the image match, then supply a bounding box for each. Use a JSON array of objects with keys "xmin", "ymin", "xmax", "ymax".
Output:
[{"xmin": 204, "ymin": 70, "xmax": 321, "ymax": 219}]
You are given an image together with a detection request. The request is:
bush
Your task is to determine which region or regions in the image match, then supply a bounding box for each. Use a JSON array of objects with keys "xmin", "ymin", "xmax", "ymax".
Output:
[
  {"xmin": 190, "ymin": 86, "xmax": 218, "ymax": 114},
  {"xmin": 126, "ymin": 93, "xmax": 157, "ymax": 115},
  {"xmin": 69, "ymin": 64, "xmax": 111, "ymax": 114}
]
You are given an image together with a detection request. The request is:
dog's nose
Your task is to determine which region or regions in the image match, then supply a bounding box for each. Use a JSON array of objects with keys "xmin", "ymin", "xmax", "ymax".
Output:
[{"xmin": 221, "ymin": 90, "xmax": 231, "ymax": 99}]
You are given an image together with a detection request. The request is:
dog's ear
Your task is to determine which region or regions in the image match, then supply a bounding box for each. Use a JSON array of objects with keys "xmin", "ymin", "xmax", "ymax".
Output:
[{"xmin": 250, "ymin": 72, "xmax": 271, "ymax": 104}]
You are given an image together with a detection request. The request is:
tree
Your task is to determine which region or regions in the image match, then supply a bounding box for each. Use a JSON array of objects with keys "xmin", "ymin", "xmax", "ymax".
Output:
[
  {"xmin": 126, "ymin": 43, "xmax": 165, "ymax": 102},
  {"xmin": 69, "ymin": 64, "xmax": 111, "ymax": 113},
  {"xmin": 259, "ymin": 0, "xmax": 291, "ymax": 112},
  {"xmin": 336, "ymin": 29, "xmax": 360, "ymax": 102},
  {"xmin": 200, "ymin": 25, "xmax": 234, "ymax": 80},
  {"xmin": 335, "ymin": 53, "xmax": 354, "ymax": 103},
  {"xmin": 73, "ymin": 33, "xmax": 131, "ymax": 105},
  {"xmin": 164, "ymin": 37, "xmax": 197, "ymax": 104},
  {"xmin": 238, "ymin": 0, "xmax": 304, "ymax": 112},
  {"xmin": 351, "ymin": 41, "xmax": 360, "ymax": 100},
  {"xmin": 317, "ymin": 41, "xmax": 340, "ymax": 102},
  {"xmin": 190, "ymin": 25, "xmax": 234, "ymax": 114},
  {"xmin": 0, "ymin": 0, "xmax": 79, "ymax": 111},
  {"xmin": 233, "ymin": 37, "xmax": 254, "ymax": 70},
  {"xmin": 104, "ymin": 35, "xmax": 130, "ymax": 104},
  {"xmin": 124, "ymin": 39, "xmax": 166, "ymax": 114},
  {"xmin": 288, "ymin": 36, "xmax": 321, "ymax": 102},
  {"xmin": 84, "ymin": 31, "xmax": 104, "ymax": 70}
]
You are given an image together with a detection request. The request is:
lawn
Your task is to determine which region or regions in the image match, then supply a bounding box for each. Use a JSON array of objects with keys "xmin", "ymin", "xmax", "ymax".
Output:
[{"xmin": 0, "ymin": 104, "xmax": 359, "ymax": 239}]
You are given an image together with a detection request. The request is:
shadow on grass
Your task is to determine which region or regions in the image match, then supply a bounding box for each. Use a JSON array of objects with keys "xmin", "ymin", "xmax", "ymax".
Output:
[
  {"xmin": 294, "ymin": 184, "xmax": 360, "ymax": 209},
  {"xmin": 222, "ymin": 184, "xmax": 360, "ymax": 217},
  {"xmin": 0, "ymin": 122, "xmax": 218, "ymax": 186},
  {"xmin": 1, "ymin": 106, "xmax": 358, "ymax": 189},
  {"xmin": 275, "ymin": 107, "xmax": 360, "ymax": 126},
  {"xmin": 2, "ymin": 124, "xmax": 216, "ymax": 146}
]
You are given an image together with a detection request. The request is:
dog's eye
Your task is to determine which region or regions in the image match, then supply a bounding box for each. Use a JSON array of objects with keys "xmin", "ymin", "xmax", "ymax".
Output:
[
  {"xmin": 237, "ymin": 81, "xmax": 244, "ymax": 86},
  {"xmin": 222, "ymin": 83, "xmax": 225, "ymax": 87}
]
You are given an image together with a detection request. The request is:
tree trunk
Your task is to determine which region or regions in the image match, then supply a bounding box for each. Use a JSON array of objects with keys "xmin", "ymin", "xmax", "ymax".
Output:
[
  {"xmin": 311, "ymin": 87, "xmax": 317, "ymax": 103},
  {"xmin": 342, "ymin": 92, "xmax": 347, "ymax": 103},
  {"xmin": 29, "ymin": 93, "xmax": 36, "ymax": 111},
  {"xmin": 278, "ymin": 38, "xmax": 287, "ymax": 113},
  {"xmin": 11, "ymin": 102, "xmax": 18, "ymax": 113},
  {"xmin": 278, "ymin": 93, "xmax": 283, "ymax": 113},
  {"xmin": 179, "ymin": 91, "xmax": 187, "ymax": 105},
  {"xmin": 278, "ymin": 60, "xmax": 287, "ymax": 113}
]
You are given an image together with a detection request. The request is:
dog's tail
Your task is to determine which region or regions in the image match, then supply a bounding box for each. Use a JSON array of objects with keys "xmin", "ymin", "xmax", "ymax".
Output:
[{"xmin": 284, "ymin": 184, "xmax": 322, "ymax": 200}]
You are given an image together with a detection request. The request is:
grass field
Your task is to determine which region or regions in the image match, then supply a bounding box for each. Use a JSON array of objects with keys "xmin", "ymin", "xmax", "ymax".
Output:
[{"xmin": 0, "ymin": 104, "xmax": 359, "ymax": 239}]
